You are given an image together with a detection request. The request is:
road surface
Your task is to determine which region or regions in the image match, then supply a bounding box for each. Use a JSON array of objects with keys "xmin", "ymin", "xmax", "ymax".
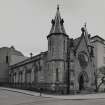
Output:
[{"xmin": 0, "ymin": 88, "xmax": 105, "ymax": 105}]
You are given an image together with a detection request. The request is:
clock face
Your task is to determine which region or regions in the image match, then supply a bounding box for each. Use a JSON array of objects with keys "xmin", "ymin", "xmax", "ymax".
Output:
[{"xmin": 78, "ymin": 52, "xmax": 89, "ymax": 69}]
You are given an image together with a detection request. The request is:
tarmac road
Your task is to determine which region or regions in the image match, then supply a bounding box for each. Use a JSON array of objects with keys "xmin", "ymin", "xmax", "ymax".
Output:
[{"xmin": 0, "ymin": 88, "xmax": 105, "ymax": 105}]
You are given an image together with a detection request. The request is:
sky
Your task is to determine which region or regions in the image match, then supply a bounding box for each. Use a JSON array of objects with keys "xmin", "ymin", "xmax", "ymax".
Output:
[{"xmin": 0, "ymin": 0, "xmax": 105, "ymax": 56}]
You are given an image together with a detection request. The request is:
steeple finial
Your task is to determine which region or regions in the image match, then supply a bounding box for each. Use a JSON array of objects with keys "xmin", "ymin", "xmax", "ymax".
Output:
[
  {"xmin": 84, "ymin": 22, "xmax": 87, "ymax": 28},
  {"xmin": 81, "ymin": 22, "xmax": 88, "ymax": 34},
  {"xmin": 82, "ymin": 22, "xmax": 90, "ymax": 45},
  {"xmin": 57, "ymin": 4, "xmax": 59, "ymax": 11}
]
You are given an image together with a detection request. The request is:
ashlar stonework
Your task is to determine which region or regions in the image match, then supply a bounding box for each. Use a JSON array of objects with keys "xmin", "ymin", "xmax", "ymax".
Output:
[{"xmin": 9, "ymin": 6, "xmax": 96, "ymax": 94}]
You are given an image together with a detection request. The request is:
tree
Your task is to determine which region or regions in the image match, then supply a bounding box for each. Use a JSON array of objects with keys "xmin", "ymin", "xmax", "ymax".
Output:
[{"xmin": 96, "ymin": 66, "xmax": 105, "ymax": 92}]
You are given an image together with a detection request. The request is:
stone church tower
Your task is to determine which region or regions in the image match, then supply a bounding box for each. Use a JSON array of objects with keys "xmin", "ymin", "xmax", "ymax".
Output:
[
  {"xmin": 47, "ymin": 5, "xmax": 68, "ymax": 92},
  {"xmin": 47, "ymin": 6, "xmax": 95, "ymax": 93}
]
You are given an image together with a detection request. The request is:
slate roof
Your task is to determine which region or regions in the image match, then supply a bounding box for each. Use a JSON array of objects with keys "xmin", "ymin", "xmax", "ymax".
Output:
[{"xmin": 49, "ymin": 5, "xmax": 66, "ymax": 35}]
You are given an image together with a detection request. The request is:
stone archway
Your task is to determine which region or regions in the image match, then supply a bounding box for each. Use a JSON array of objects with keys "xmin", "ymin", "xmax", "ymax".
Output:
[{"xmin": 78, "ymin": 71, "xmax": 89, "ymax": 91}]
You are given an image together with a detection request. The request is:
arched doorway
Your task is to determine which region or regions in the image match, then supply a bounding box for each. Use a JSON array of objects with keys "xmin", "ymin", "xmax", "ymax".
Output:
[
  {"xmin": 79, "ymin": 75, "xmax": 84, "ymax": 90},
  {"xmin": 78, "ymin": 71, "xmax": 89, "ymax": 91}
]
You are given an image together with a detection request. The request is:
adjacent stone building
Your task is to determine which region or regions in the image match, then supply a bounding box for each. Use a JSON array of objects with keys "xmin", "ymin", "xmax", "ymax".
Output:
[
  {"xmin": 90, "ymin": 36, "xmax": 105, "ymax": 91},
  {"xmin": 0, "ymin": 46, "xmax": 24, "ymax": 85}
]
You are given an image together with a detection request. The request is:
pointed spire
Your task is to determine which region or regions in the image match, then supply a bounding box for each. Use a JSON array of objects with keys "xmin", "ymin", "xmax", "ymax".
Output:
[{"xmin": 49, "ymin": 5, "xmax": 66, "ymax": 35}]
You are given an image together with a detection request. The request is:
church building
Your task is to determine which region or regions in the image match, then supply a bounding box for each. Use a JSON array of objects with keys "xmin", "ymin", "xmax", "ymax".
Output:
[{"xmin": 9, "ymin": 6, "xmax": 97, "ymax": 94}]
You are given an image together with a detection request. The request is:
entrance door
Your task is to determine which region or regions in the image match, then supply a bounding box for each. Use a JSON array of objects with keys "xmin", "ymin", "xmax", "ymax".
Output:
[{"xmin": 79, "ymin": 75, "xmax": 84, "ymax": 91}]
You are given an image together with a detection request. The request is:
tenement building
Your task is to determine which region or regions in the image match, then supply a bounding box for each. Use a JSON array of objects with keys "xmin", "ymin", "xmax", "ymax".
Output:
[
  {"xmin": 0, "ymin": 46, "xmax": 25, "ymax": 85},
  {"xmin": 8, "ymin": 6, "xmax": 105, "ymax": 94}
]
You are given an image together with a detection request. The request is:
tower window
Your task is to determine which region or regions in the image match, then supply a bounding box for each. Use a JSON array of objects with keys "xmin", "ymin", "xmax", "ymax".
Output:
[
  {"xmin": 49, "ymin": 40, "xmax": 51, "ymax": 51},
  {"xmin": 56, "ymin": 68, "xmax": 59, "ymax": 82},
  {"xmin": 64, "ymin": 39, "xmax": 65, "ymax": 51},
  {"xmin": 52, "ymin": 48, "xmax": 54, "ymax": 56},
  {"xmin": 6, "ymin": 56, "xmax": 8, "ymax": 64}
]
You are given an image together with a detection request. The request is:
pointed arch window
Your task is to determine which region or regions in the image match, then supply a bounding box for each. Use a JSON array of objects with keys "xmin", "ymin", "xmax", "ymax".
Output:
[
  {"xmin": 56, "ymin": 68, "xmax": 59, "ymax": 82},
  {"xmin": 64, "ymin": 39, "xmax": 65, "ymax": 51},
  {"xmin": 52, "ymin": 47, "xmax": 54, "ymax": 56},
  {"xmin": 6, "ymin": 55, "xmax": 8, "ymax": 64},
  {"xmin": 49, "ymin": 40, "xmax": 51, "ymax": 51}
]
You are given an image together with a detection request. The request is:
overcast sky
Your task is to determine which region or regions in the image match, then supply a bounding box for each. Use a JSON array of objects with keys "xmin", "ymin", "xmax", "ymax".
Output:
[{"xmin": 0, "ymin": 0, "xmax": 105, "ymax": 56}]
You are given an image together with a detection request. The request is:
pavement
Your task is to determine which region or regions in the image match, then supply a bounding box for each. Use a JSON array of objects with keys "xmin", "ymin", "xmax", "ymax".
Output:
[{"xmin": 0, "ymin": 87, "xmax": 105, "ymax": 100}]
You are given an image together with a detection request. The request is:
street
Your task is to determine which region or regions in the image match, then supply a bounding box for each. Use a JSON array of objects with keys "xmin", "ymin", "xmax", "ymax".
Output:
[{"xmin": 0, "ymin": 88, "xmax": 105, "ymax": 105}]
